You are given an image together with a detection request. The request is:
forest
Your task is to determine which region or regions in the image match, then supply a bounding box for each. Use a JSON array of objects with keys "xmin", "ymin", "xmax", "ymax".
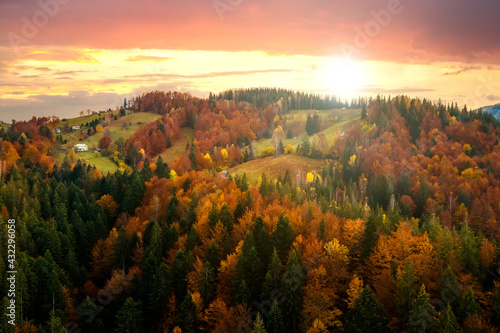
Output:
[{"xmin": 1, "ymin": 88, "xmax": 500, "ymax": 332}]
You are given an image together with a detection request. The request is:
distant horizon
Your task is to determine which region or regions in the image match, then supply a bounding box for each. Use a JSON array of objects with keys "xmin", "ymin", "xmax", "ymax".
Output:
[{"xmin": 3, "ymin": 87, "xmax": 498, "ymax": 123}]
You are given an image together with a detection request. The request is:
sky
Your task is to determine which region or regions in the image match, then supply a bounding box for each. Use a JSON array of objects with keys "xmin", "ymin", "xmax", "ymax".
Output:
[{"xmin": 0, "ymin": 0, "xmax": 499, "ymax": 121}]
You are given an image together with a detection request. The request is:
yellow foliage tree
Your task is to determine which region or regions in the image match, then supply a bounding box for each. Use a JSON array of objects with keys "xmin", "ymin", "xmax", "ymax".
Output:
[
  {"xmin": 346, "ymin": 275, "xmax": 364, "ymax": 309},
  {"xmin": 306, "ymin": 172, "xmax": 315, "ymax": 184},
  {"xmin": 285, "ymin": 144, "xmax": 296, "ymax": 154}
]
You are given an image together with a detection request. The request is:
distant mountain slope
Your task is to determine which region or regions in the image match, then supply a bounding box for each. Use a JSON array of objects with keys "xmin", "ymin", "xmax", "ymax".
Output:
[{"xmin": 480, "ymin": 103, "xmax": 500, "ymax": 119}]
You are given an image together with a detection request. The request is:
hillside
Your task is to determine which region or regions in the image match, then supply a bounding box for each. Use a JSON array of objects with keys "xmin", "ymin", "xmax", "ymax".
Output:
[
  {"xmin": 481, "ymin": 103, "xmax": 500, "ymax": 119},
  {"xmin": 2, "ymin": 89, "xmax": 500, "ymax": 332},
  {"xmin": 228, "ymin": 153, "xmax": 328, "ymax": 184}
]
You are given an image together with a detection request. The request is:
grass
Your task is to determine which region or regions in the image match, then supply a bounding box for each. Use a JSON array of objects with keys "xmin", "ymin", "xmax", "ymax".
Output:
[
  {"xmin": 62, "ymin": 112, "xmax": 162, "ymax": 149},
  {"xmin": 56, "ymin": 111, "xmax": 162, "ymax": 174},
  {"xmin": 55, "ymin": 151, "xmax": 119, "ymax": 174},
  {"xmin": 256, "ymin": 108, "xmax": 361, "ymax": 153},
  {"xmin": 228, "ymin": 154, "xmax": 328, "ymax": 184},
  {"xmin": 60, "ymin": 112, "xmax": 104, "ymax": 127},
  {"xmin": 153, "ymin": 128, "xmax": 195, "ymax": 164}
]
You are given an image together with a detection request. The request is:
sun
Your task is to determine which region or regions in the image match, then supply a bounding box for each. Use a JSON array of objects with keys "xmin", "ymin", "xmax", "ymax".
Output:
[{"xmin": 322, "ymin": 58, "xmax": 367, "ymax": 97}]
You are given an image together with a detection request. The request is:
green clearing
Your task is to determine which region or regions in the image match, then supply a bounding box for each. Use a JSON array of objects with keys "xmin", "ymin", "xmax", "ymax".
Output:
[
  {"xmin": 56, "ymin": 111, "xmax": 162, "ymax": 174},
  {"xmin": 153, "ymin": 128, "xmax": 195, "ymax": 164},
  {"xmin": 228, "ymin": 154, "xmax": 328, "ymax": 184},
  {"xmin": 55, "ymin": 151, "xmax": 119, "ymax": 174},
  {"xmin": 61, "ymin": 112, "xmax": 162, "ymax": 149},
  {"xmin": 256, "ymin": 108, "xmax": 361, "ymax": 153}
]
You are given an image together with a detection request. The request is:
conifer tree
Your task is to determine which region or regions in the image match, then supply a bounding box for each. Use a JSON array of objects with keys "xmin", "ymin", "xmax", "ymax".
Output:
[
  {"xmin": 408, "ymin": 285, "xmax": 437, "ymax": 332},
  {"xmin": 113, "ymin": 298, "xmax": 144, "ymax": 333},
  {"xmin": 344, "ymin": 285, "xmax": 390, "ymax": 333},
  {"xmin": 437, "ymin": 304, "xmax": 460, "ymax": 333},
  {"xmin": 282, "ymin": 249, "xmax": 304, "ymax": 333},
  {"xmin": 252, "ymin": 312, "xmax": 267, "ymax": 333},
  {"xmin": 267, "ymin": 299, "xmax": 285, "ymax": 333}
]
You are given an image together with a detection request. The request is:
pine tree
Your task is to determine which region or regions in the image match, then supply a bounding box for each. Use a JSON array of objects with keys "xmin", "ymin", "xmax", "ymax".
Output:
[
  {"xmin": 161, "ymin": 224, "xmax": 178, "ymax": 255},
  {"xmin": 235, "ymin": 280, "xmax": 252, "ymax": 305},
  {"xmin": 437, "ymin": 304, "xmax": 460, "ymax": 333},
  {"xmin": 114, "ymin": 227, "xmax": 128, "ymax": 269},
  {"xmin": 208, "ymin": 201, "xmax": 219, "ymax": 228},
  {"xmin": 178, "ymin": 292, "xmax": 200, "ymax": 333},
  {"xmin": 165, "ymin": 193, "xmax": 179, "ymax": 226},
  {"xmin": 199, "ymin": 262, "xmax": 216, "ymax": 307},
  {"xmin": 272, "ymin": 214, "xmax": 296, "ymax": 263},
  {"xmin": 396, "ymin": 260, "xmax": 418, "ymax": 322},
  {"xmin": 439, "ymin": 266, "xmax": 461, "ymax": 308},
  {"xmin": 172, "ymin": 250, "xmax": 188, "ymax": 300},
  {"xmin": 457, "ymin": 287, "xmax": 481, "ymax": 322},
  {"xmin": 252, "ymin": 312, "xmax": 267, "ymax": 333},
  {"xmin": 261, "ymin": 248, "xmax": 284, "ymax": 301},
  {"xmin": 186, "ymin": 226, "xmax": 201, "ymax": 251},
  {"xmin": 141, "ymin": 158, "xmax": 153, "ymax": 181},
  {"xmin": 408, "ymin": 285, "xmax": 437, "ymax": 332},
  {"xmin": 122, "ymin": 170, "xmax": 145, "ymax": 215},
  {"xmin": 79, "ymin": 297, "xmax": 106, "ymax": 332},
  {"xmin": 253, "ymin": 216, "xmax": 271, "ymax": 267},
  {"xmin": 344, "ymin": 285, "xmax": 390, "ymax": 333},
  {"xmin": 361, "ymin": 104, "xmax": 367, "ymax": 119},
  {"xmin": 43, "ymin": 310, "xmax": 67, "ymax": 333},
  {"xmin": 282, "ymin": 249, "xmax": 304, "ymax": 333},
  {"xmin": 155, "ymin": 156, "xmax": 170, "ymax": 179},
  {"xmin": 219, "ymin": 203, "xmax": 233, "ymax": 232},
  {"xmin": 205, "ymin": 241, "xmax": 221, "ymax": 270},
  {"xmin": 267, "ymin": 299, "xmax": 285, "ymax": 333},
  {"xmin": 113, "ymin": 298, "xmax": 144, "ymax": 333}
]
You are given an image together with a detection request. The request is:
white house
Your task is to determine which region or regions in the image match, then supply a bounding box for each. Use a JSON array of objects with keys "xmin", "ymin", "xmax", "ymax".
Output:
[
  {"xmin": 74, "ymin": 144, "xmax": 88, "ymax": 152},
  {"xmin": 72, "ymin": 125, "xmax": 80, "ymax": 130}
]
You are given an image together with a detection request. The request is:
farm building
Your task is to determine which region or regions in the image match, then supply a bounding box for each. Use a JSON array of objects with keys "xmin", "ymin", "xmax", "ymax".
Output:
[
  {"xmin": 74, "ymin": 144, "xmax": 88, "ymax": 152},
  {"xmin": 72, "ymin": 125, "xmax": 80, "ymax": 130}
]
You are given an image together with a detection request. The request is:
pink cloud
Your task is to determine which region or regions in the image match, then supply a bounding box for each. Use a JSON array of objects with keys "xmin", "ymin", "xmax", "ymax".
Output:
[{"xmin": 0, "ymin": 0, "xmax": 499, "ymax": 64}]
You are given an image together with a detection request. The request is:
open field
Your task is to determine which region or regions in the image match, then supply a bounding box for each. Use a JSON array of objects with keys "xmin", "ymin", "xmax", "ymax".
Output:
[
  {"xmin": 256, "ymin": 108, "xmax": 360, "ymax": 153},
  {"xmin": 228, "ymin": 154, "xmax": 328, "ymax": 184},
  {"xmin": 154, "ymin": 128, "xmax": 195, "ymax": 164},
  {"xmin": 55, "ymin": 151, "xmax": 119, "ymax": 174},
  {"xmin": 62, "ymin": 112, "xmax": 162, "ymax": 149}
]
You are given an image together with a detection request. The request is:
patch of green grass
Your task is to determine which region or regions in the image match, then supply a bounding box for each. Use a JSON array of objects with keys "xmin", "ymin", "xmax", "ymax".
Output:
[
  {"xmin": 255, "ymin": 108, "xmax": 361, "ymax": 154},
  {"xmin": 228, "ymin": 154, "xmax": 328, "ymax": 184},
  {"xmin": 62, "ymin": 112, "xmax": 162, "ymax": 149},
  {"xmin": 154, "ymin": 128, "xmax": 195, "ymax": 164},
  {"xmin": 55, "ymin": 151, "xmax": 119, "ymax": 174}
]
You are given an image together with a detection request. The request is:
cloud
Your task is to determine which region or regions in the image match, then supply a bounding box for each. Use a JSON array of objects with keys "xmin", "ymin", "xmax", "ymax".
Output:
[
  {"xmin": 442, "ymin": 65, "xmax": 481, "ymax": 76},
  {"xmin": 124, "ymin": 55, "xmax": 178, "ymax": 62},
  {"xmin": 485, "ymin": 95, "xmax": 500, "ymax": 102},
  {"xmin": 53, "ymin": 70, "xmax": 91, "ymax": 76},
  {"xmin": 18, "ymin": 50, "xmax": 100, "ymax": 64},
  {"xmin": 360, "ymin": 87, "xmax": 434, "ymax": 94},
  {"xmin": 124, "ymin": 68, "xmax": 299, "ymax": 80},
  {"xmin": 0, "ymin": 0, "xmax": 499, "ymax": 64}
]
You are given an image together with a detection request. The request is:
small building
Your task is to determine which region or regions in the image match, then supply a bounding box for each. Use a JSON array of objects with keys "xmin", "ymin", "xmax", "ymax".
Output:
[
  {"xmin": 74, "ymin": 144, "xmax": 88, "ymax": 152},
  {"xmin": 55, "ymin": 127, "xmax": 61, "ymax": 133},
  {"xmin": 71, "ymin": 125, "xmax": 80, "ymax": 130}
]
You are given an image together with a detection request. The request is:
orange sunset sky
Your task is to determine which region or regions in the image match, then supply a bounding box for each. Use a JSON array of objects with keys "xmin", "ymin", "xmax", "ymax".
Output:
[{"xmin": 1, "ymin": 0, "xmax": 499, "ymax": 120}]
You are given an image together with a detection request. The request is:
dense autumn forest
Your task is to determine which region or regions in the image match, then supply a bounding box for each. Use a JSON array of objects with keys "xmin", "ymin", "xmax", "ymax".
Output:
[{"xmin": 1, "ymin": 89, "xmax": 500, "ymax": 332}]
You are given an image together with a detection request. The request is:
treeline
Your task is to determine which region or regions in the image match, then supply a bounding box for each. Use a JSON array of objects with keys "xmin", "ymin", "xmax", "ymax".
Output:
[{"xmin": 216, "ymin": 88, "xmax": 359, "ymax": 111}]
